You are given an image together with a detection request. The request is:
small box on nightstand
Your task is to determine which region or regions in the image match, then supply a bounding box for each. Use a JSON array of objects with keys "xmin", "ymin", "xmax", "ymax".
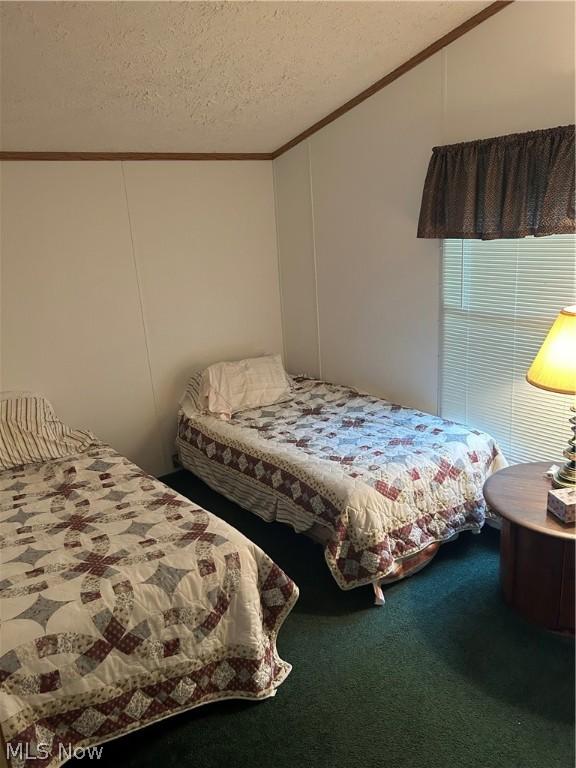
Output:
[{"xmin": 547, "ymin": 487, "xmax": 576, "ymax": 524}]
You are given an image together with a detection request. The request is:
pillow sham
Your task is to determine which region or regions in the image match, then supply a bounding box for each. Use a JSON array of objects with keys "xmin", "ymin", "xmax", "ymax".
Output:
[
  {"xmin": 197, "ymin": 355, "xmax": 292, "ymax": 420},
  {"xmin": 180, "ymin": 371, "xmax": 204, "ymax": 415},
  {"xmin": 0, "ymin": 392, "xmax": 95, "ymax": 470}
]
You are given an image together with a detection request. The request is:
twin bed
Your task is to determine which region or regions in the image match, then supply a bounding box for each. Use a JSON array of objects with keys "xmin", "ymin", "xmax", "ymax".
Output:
[
  {"xmin": 0, "ymin": 398, "xmax": 297, "ymax": 768},
  {"xmin": 177, "ymin": 373, "xmax": 506, "ymax": 601},
  {"xmin": 0, "ymin": 363, "xmax": 505, "ymax": 765}
]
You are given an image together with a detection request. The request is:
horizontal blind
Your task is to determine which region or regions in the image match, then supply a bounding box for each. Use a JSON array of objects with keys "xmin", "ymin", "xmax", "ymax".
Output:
[{"xmin": 441, "ymin": 235, "xmax": 576, "ymax": 464}]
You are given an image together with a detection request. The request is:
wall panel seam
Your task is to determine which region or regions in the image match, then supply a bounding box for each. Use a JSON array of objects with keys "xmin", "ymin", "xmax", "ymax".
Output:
[
  {"xmin": 436, "ymin": 48, "xmax": 449, "ymax": 416},
  {"xmin": 119, "ymin": 162, "xmax": 168, "ymax": 472},
  {"xmin": 0, "ymin": 163, "xmax": 3, "ymax": 391},
  {"xmin": 307, "ymin": 140, "xmax": 322, "ymax": 380},
  {"xmin": 271, "ymin": 160, "xmax": 288, "ymax": 367}
]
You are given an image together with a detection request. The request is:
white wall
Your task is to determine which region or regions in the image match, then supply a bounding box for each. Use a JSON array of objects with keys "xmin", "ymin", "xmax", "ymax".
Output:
[
  {"xmin": 273, "ymin": 142, "xmax": 320, "ymax": 378},
  {"xmin": 0, "ymin": 161, "xmax": 282, "ymax": 475},
  {"xmin": 274, "ymin": 0, "xmax": 575, "ymax": 414}
]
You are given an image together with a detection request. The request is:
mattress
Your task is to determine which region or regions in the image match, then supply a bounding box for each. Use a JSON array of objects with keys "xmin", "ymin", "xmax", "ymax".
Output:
[
  {"xmin": 177, "ymin": 376, "xmax": 507, "ymax": 591},
  {"xmin": 0, "ymin": 443, "xmax": 298, "ymax": 768}
]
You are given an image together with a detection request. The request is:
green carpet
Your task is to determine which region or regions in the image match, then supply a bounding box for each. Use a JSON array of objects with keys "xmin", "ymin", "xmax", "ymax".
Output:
[{"xmin": 83, "ymin": 470, "xmax": 575, "ymax": 768}]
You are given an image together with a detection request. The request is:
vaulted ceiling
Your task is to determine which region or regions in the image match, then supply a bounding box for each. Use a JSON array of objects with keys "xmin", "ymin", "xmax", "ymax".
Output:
[{"xmin": 1, "ymin": 1, "xmax": 493, "ymax": 152}]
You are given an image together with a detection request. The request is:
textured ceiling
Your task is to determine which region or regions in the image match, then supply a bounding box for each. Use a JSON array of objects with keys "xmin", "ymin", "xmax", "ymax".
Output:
[{"xmin": 1, "ymin": 1, "xmax": 492, "ymax": 152}]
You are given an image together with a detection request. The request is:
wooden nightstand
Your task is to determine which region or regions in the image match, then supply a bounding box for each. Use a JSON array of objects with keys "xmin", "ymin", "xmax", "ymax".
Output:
[{"xmin": 483, "ymin": 462, "xmax": 575, "ymax": 636}]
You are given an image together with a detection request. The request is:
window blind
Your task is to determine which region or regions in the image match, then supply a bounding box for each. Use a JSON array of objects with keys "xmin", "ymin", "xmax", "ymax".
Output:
[{"xmin": 441, "ymin": 235, "xmax": 576, "ymax": 464}]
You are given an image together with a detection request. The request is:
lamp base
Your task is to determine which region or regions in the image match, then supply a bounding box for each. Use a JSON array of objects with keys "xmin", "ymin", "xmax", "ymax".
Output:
[
  {"xmin": 552, "ymin": 464, "xmax": 576, "ymax": 488},
  {"xmin": 553, "ymin": 405, "xmax": 576, "ymax": 488}
]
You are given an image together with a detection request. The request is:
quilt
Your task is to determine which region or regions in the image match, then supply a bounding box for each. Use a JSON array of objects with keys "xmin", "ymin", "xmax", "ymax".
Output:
[
  {"xmin": 177, "ymin": 376, "xmax": 506, "ymax": 591},
  {"xmin": 0, "ymin": 444, "xmax": 298, "ymax": 768}
]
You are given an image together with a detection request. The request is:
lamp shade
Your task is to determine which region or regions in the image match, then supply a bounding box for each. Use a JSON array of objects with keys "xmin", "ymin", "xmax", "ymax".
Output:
[{"xmin": 526, "ymin": 305, "xmax": 576, "ymax": 395}]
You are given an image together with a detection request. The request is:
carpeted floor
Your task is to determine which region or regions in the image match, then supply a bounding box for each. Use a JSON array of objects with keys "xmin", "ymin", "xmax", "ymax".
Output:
[{"xmin": 85, "ymin": 470, "xmax": 575, "ymax": 768}]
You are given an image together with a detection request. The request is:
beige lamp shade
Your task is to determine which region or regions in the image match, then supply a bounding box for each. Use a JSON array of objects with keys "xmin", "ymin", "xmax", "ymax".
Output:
[{"xmin": 526, "ymin": 305, "xmax": 576, "ymax": 395}]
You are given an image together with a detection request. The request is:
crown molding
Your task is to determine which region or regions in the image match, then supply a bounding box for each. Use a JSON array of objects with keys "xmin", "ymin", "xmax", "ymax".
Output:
[{"xmin": 0, "ymin": 151, "xmax": 273, "ymax": 161}]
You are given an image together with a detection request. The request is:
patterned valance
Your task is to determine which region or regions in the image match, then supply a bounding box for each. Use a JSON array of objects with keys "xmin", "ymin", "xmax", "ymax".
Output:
[{"xmin": 417, "ymin": 125, "xmax": 576, "ymax": 240}]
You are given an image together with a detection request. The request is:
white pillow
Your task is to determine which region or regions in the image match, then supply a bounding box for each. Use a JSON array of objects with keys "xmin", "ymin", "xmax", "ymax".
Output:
[
  {"xmin": 0, "ymin": 392, "xmax": 95, "ymax": 470},
  {"xmin": 198, "ymin": 355, "xmax": 291, "ymax": 420}
]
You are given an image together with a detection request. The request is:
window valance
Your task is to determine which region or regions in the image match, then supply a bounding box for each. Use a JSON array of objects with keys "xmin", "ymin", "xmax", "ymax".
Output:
[{"xmin": 417, "ymin": 124, "xmax": 575, "ymax": 240}]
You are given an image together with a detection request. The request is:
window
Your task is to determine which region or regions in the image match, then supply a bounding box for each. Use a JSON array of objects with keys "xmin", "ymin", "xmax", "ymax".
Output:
[{"xmin": 441, "ymin": 235, "xmax": 576, "ymax": 464}]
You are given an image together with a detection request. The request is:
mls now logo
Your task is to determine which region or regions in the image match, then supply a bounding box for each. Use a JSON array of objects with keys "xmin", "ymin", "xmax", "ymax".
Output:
[{"xmin": 6, "ymin": 742, "xmax": 104, "ymax": 761}]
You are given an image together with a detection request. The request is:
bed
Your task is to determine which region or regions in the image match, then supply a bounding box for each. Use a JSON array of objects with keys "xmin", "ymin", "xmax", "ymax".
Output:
[
  {"xmin": 0, "ymin": 438, "xmax": 298, "ymax": 767},
  {"xmin": 177, "ymin": 374, "xmax": 507, "ymax": 601}
]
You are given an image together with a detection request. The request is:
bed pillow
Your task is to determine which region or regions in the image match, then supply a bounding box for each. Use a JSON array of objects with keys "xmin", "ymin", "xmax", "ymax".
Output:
[
  {"xmin": 198, "ymin": 355, "xmax": 292, "ymax": 420},
  {"xmin": 179, "ymin": 371, "xmax": 204, "ymax": 415},
  {"xmin": 0, "ymin": 392, "xmax": 96, "ymax": 470}
]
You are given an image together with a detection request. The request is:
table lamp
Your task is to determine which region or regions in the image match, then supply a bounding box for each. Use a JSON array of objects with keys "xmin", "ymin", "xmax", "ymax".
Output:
[{"xmin": 526, "ymin": 305, "xmax": 576, "ymax": 488}]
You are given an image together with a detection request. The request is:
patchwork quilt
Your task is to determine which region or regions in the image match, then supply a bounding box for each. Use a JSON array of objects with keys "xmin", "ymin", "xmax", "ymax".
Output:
[
  {"xmin": 177, "ymin": 377, "xmax": 507, "ymax": 591},
  {"xmin": 0, "ymin": 445, "xmax": 298, "ymax": 768}
]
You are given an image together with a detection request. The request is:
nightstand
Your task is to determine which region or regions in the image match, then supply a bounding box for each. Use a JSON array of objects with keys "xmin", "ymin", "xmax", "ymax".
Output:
[{"xmin": 483, "ymin": 462, "xmax": 575, "ymax": 636}]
